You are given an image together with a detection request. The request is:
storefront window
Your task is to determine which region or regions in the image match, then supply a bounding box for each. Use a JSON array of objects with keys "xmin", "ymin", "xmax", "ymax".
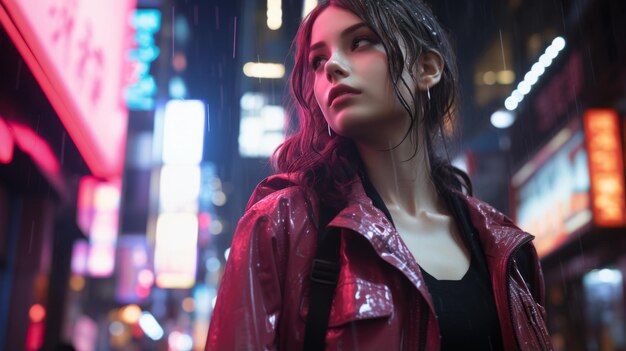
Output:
[{"xmin": 583, "ymin": 268, "xmax": 626, "ymax": 351}]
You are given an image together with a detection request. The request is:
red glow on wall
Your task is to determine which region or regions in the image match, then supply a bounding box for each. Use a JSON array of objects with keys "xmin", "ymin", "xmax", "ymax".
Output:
[
  {"xmin": 4, "ymin": 120, "xmax": 70, "ymax": 198},
  {"xmin": 25, "ymin": 321, "xmax": 44, "ymax": 351},
  {"xmin": 8, "ymin": 122, "xmax": 60, "ymax": 174},
  {"xmin": 77, "ymin": 177, "xmax": 98, "ymax": 235},
  {"xmin": 131, "ymin": 323, "xmax": 144, "ymax": 338},
  {"xmin": 28, "ymin": 304, "xmax": 46, "ymax": 323},
  {"xmin": 0, "ymin": 116, "xmax": 14, "ymax": 164},
  {"xmin": 584, "ymin": 109, "xmax": 626, "ymax": 227},
  {"xmin": 136, "ymin": 285, "xmax": 150, "ymax": 299},
  {"xmin": 198, "ymin": 212, "xmax": 211, "ymax": 230}
]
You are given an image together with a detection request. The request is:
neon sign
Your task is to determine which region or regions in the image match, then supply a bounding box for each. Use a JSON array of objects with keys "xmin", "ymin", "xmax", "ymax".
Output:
[
  {"xmin": 152, "ymin": 100, "xmax": 205, "ymax": 288},
  {"xmin": 76, "ymin": 176, "xmax": 122, "ymax": 277},
  {"xmin": 0, "ymin": 0, "xmax": 137, "ymax": 178},
  {"xmin": 125, "ymin": 9, "xmax": 161, "ymax": 111},
  {"xmin": 512, "ymin": 124, "xmax": 592, "ymax": 257},
  {"xmin": 584, "ymin": 109, "xmax": 626, "ymax": 227}
]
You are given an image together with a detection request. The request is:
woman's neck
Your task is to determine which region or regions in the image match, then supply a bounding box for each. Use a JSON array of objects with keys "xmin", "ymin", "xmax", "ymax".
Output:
[{"xmin": 356, "ymin": 136, "xmax": 442, "ymax": 217}]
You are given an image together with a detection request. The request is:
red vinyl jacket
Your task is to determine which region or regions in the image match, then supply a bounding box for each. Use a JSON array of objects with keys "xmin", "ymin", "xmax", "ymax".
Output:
[{"xmin": 206, "ymin": 174, "xmax": 553, "ymax": 350}]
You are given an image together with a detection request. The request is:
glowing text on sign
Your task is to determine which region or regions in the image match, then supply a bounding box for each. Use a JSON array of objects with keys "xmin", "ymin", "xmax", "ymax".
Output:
[
  {"xmin": 153, "ymin": 100, "xmax": 205, "ymax": 288},
  {"xmin": 584, "ymin": 109, "xmax": 626, "ymax": 227},
  {"xmin": 125, "ymin": 9, "xmax": 161, "ymax": 111},
  {"xmin": 0, "ymin": 0, "xmax": 136, "ymax": 177}
]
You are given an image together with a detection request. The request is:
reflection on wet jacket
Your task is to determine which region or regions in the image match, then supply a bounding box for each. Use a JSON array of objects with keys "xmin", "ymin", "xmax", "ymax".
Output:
[{"xmin": 206, "ymin": 173, "xmax": 553, "ymax": 351}]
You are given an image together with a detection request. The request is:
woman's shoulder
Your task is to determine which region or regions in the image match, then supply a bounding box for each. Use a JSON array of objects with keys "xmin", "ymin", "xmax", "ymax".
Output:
[
  {"xmin": 453, "ymin": 191, "xmax": 519, "ymax": 230},
  {"xmin": 231, "ymin": 174, "xmax": 319, "ymax": 276},
  {"xmin": 243, "ymin": 173, "xmax": 318, "ymax": 218}
]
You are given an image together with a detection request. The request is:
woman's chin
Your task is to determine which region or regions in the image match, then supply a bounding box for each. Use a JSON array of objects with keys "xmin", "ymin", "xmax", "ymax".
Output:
[
  {"xmin": 334, "ymin": 122, "xmax": 387, "ymax": 143},
  {"xmin": 332, "ymin": 109, "xmax": 375, "ymax": 131},
  {"xmin": 333, "ymin": 116, "xmax": 411, "ymax": 149},
  {"xmin": 333, "ymin": 120, "xmax": 371, "ymax": 138}
]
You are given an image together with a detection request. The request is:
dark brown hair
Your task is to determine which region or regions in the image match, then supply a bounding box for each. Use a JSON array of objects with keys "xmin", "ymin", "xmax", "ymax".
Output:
[{"xmin": 273, "ymin": 0, "xmax": 472, "ymax": 211}]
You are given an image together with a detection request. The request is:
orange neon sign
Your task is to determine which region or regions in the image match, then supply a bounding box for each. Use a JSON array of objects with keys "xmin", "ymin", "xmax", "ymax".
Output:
[{"xmin": 584, "ymin": 109, "xmax": 626, "ymax": 227}]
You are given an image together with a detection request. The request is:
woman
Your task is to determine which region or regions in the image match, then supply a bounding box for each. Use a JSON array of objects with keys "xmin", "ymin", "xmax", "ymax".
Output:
[{"xmin": 207, "ymin": 0, "xmax": 552, "ymax": 350}]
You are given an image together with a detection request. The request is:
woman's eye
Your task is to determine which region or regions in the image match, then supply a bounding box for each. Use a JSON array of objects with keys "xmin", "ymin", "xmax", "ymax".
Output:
[
  {"xmin": 311, "ymin": 56, "xmax": 326, "ymax": 70},
  {"xmin": 352, "ymin": 37, "xmax": 374, "ymax": 50}
]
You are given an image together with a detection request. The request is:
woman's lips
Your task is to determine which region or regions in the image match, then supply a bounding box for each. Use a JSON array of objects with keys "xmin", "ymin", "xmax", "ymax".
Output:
[
  {"xmin": 330, "ymin": 92, "xmax": 360, "ymax": 108},
  {"xmin": 328, "ymin": 84, "xmax": 362, "ymax": 107}
]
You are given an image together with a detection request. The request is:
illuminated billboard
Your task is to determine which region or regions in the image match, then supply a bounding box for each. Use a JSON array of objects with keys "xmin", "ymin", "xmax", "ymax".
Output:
[
  {"xmin": 0, "ymin": 0, "xmax": 137, "ymax": 178},
  {"xmin": 512, "ymin": 110, "xmax": 626, "ymax": 257},
  {"xmin": 584, "ymin": 109, "xmax": 626, "ymax": 227},
  {"xmin": 511, "ymin": 122, "xmax": 592, "ymax": 257},
  {"xmin": 76, "ymin": 176, "xmax": 122, "ymax": 277},
  {"xmin": 238, "ymin": 92, "xmax": 285, "ymax": 158},
  {"xmin": 152, "ymin": 100, "xmax": 205, "ymax": 288}
]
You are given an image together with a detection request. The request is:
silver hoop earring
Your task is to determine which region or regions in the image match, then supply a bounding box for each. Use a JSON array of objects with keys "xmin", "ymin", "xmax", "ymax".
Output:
[
  {"xmin": 328, "ymin": 124, "xmax": 332, "ymax": 136},
  {"xmin": 427, "ymin": 88, "xmax": 431, "ymax": 101}
]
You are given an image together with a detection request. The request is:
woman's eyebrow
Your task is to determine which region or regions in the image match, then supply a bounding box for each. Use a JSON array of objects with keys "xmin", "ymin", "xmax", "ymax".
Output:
[{"xmin": 309, "ymin": 22, "xmax": 368, "ymax": 51}]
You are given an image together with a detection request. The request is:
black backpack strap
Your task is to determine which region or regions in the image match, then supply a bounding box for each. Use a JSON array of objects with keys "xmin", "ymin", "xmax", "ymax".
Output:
[{"xmin": 303, "ymin": 203, "xmax": 341, "ymax": 351}]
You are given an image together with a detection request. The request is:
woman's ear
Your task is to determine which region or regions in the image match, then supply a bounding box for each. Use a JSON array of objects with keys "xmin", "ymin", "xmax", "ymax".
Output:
[{"xmin": 417, "ymin": 50, "xmax": 444, "ymax": 91}]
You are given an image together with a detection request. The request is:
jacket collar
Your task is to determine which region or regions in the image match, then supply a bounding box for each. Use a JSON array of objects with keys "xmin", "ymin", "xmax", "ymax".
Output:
[
  {"xmin": 251, "ymin": 173, "xmax": 533, "ymax": 274},
  {"xmin": 455, "ymin": 192, "xmax": 534, "ymax": 260},
  {"xmin": 328, "ymin": 176, "xmax": 533, "ymax": 268},
  {"xmin": 328, "ymin": 176, "xmax": 435, "ymax": 306}
]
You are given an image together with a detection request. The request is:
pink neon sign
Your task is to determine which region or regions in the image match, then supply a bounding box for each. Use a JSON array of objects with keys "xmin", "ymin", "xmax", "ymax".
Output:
[
  {"xmin": 0, "ymin": 0, "xmax": 136, "ymax": 178},
  {"xmin": 76, "ymin": 176, "xmax": 121, "ymax": 277}
]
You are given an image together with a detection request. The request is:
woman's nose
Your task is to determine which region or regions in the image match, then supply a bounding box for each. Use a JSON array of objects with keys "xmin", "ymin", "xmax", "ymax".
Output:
[{"xmin": 324, "ymin": 53, "xmax": 349, "ymax": 82}]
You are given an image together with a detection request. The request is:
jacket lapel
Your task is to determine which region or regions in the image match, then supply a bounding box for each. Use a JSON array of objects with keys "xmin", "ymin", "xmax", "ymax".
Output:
[
  {"xmin": 326, "ymin": 179, "xmax": 437, "ymax": 314},
  {"xmin": 291, "ymin": 173, "xmax": 537, "ymax": 350},
  {"xmin": 457, "ymin": 193, "xmax": 535, "ymax": 350}
]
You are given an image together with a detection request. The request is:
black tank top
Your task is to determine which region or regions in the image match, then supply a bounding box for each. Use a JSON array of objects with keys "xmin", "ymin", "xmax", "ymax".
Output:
[{"xmin": 361, "ymin": 177, "xmax": 505, "ymax": 350}]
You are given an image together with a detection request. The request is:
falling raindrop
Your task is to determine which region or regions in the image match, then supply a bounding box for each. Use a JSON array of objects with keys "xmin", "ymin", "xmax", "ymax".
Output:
[
  {"xmin": 206, "ymin": 103, "xmax": 211, "ymax": 133},
  {"xmin": 559, "ymin": 260, "xmax": 568, "ymax": 296},
  {"xmin": 172, "ymin": 5, "xmax": 176, "ymax": 57},
  {"xmin": 28, "ymin": 220, "xmax": 35, "ymax": 254},
  {"xmin": 387, "ymin": 140, "xmax": 400, "ymax": 197},
  {"xmin": 498, "ymin": 29, "xmax": 506, "ymax": 71},
  {"xmin": 216, "ymin": 6, "xmax": 220, "ymax": 30},
  {"xmin": 232, "ymin": 16, "xmax": 237, "ymax": 59}
]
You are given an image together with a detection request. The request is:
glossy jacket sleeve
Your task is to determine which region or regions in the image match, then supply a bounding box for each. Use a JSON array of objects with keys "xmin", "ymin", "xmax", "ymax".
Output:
[{"xmin": 205, "ymin": 202, "xmax": 286, "ymax": 351}]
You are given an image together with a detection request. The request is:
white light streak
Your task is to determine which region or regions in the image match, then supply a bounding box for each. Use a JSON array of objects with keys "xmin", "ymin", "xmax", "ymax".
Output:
[
  {"xmin": 243, "ymin": 62, "xmax": 285, "ymax": 79},
  {"xmin": 161, "ymin": 100, "xmax": 205, "ymax": 165},
  {"xmin": 530, "ymin": 62, "xmax": 545, "ymax": 77},
  {"xmin": 154, "ymin": 213, "xmax": 198, "ymax": 288},
  {"xmin": 267, "ymin": 0, "xmax": 282, "ymax": 30},
  {"xmin": 224, "ymin": 247, "xmax": 231, "ymax": 261},
  {"xmin": 500, "ymin": 36, "xmax": 566, "ymax": 112},
  {"xmin": 504, "ymin": 97, "xmax": 519, "ymax": 111},
  {"xmin": 302, "ymin": 0, "xmax": 318, "ymax": 18},
  {"xmin": 524, "ymin": 71, "xmax": 538, "ymax": 86},
  {"xmin": 239, "ymin": 93, "xmax": 285, "ymax": 158},
  {"xmin": 491, "ymin": 110, "xmax": 516, "ymax": 129},
  {"xmin": 159, "ymin": 165, "xmax": 201, "ymax": 213},
  {"xmin": 139, "ymin": 312, "xmax": 164, "ymax": 340},
  {"xmin": 517, "ymin": 81, "xmax": 531, "ymax": 95}
]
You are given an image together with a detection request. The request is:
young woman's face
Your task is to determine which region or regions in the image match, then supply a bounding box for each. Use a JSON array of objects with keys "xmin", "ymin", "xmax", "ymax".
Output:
[{"xmin": 309, "ymin": 6, "xmax": 414, "ymax": 142}]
